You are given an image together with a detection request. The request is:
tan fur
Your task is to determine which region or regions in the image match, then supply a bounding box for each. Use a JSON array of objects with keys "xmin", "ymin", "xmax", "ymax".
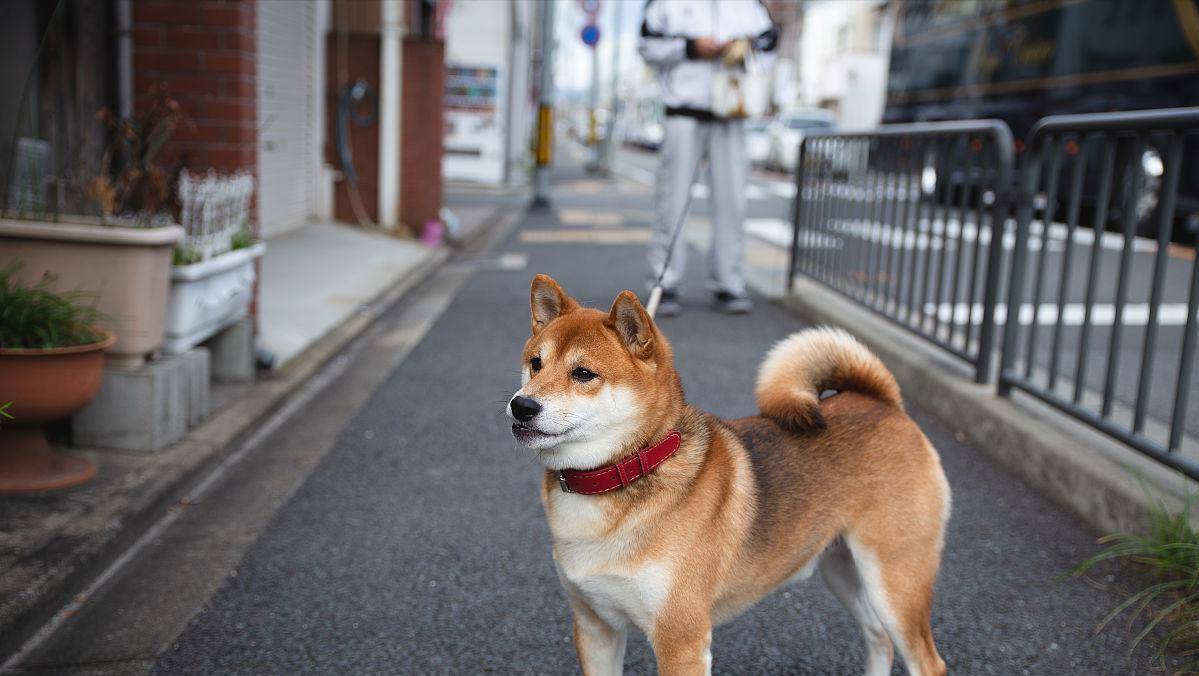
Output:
[
  {"xmin": 755, "ymin": 326, "xmax": 901, "ymax": 431},
  {"xmin": 516, "ymin": 277, "xmax": 950, "ymax": 676}
]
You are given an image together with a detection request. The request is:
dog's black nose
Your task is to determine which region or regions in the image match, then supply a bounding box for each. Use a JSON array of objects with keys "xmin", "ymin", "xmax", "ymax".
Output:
[{"xmin": 510, "ymin": 396, "xmax": 542, "ymax": 422}]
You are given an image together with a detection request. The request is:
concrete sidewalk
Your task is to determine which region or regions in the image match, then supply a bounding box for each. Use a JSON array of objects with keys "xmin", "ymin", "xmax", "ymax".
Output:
[
  {"xmin": 258, "ymin": 190, "xmax": 520, "ymax": 368},
  {"xmin": 258, "ymin": 222, "xmax": 434, "ymax": 367}
]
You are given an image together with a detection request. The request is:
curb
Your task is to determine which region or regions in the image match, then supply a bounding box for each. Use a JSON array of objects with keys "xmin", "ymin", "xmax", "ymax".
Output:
[
  {"xmin": 776, "ymin": 276, "xmax": 1197, "ymax": 536},
  {"xmin": 0, "ymin": 206, "xmax": 522, "ymax": 662}
]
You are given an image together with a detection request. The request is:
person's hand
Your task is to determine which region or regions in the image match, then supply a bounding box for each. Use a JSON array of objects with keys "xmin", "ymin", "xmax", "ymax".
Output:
[
  {"xmin": 722, "ymin": 38, "xmax": 749, "ymax": 67},
  {"xmin": 691, "ymin": 37, "xmax": 724, "ymax": 59}
]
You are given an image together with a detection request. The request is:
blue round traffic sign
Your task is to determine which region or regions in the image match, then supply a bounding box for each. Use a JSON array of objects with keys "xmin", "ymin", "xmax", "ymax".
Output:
[{"xmin": 581, "ymin": 24, "xmax": 600, "ymax": 46}]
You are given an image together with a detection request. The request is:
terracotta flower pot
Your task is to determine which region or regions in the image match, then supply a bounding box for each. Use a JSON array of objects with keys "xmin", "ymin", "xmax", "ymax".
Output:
[{"xmin": 0, "ymin": 331, "xmax": 115, "ymax": 493}]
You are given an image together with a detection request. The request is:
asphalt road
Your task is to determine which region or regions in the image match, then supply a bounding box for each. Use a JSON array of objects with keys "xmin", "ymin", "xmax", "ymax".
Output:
[{"xmin": 12, "ymin": 155, "xmax": 1167, "ymax": 674}]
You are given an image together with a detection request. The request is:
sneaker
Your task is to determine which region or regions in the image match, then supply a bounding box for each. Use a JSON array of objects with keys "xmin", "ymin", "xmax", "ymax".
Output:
[
  {"xmin": 712, "ymin": 291, "xmax": 753, "ymax": 314},
  {"xmin": 656, "ymin": 290, "xmax": 682, "ymax": 317}
]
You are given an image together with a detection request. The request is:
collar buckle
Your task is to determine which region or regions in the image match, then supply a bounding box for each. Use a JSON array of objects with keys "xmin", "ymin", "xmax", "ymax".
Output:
[{"xmin": 557, "ymin": 470, "xmax": 573, "ymax": 493}]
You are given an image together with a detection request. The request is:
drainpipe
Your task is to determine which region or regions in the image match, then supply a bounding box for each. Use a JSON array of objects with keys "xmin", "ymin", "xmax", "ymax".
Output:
[
  {"xmin": 502, "ymin": 0, "xmax": 518, "ymax": 185},
  {"xmin": 378, "ymin": 0, "xmax": 403, "ymax": 230},
  {"xmin": 116, "ymin": 0, "xmax": 132, "ymax": 118}
]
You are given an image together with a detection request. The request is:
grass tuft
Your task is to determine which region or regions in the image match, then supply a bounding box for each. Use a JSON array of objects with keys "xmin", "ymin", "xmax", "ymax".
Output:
[
  {"xmin": 229, "ymin": 228, "xmax": 255, "ymax": 251},
  {"xmin": 0, "ymin": 261, "xmax": 106, "ymax": 349},
  {"xmin": 1071, "ymin": 485, "xmax": 1199, "ymax": 674}
]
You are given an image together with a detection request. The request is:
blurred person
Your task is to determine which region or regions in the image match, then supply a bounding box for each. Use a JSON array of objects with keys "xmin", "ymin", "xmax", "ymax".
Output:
[{"xmin": 638, "ymin": 0, "xmax": 778, "ymax": 316}]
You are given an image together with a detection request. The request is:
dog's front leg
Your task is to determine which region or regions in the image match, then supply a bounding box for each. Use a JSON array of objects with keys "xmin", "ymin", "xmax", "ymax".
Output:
[
  {"xmin": 652, "ymin": 620, "xmax": 712, "ymax": 676},
  {"xmin": 569, "ymin": 598, "xmax": 627, "ymax": 676}
]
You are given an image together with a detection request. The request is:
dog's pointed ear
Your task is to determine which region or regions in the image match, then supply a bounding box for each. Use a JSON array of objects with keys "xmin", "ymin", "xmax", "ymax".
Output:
[
  {"xmin": 606, "ymin": 290, "xmax": 655, "ymax": 359},
  {"xmin": 530, "ymin": 274, "xmax": 579, "ymax": 335}
]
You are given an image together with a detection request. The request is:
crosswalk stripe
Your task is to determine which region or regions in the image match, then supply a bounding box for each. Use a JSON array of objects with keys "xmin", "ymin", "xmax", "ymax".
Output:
[
  {"xmin": 921, "ymin": 302, "xmax": 1191, "ymax": 326},
  {"xmin": 689, "ymin": 181, "xmax": 792, "ymax": 201},
  {"xmin": 767, "ymin": 181, "xmax": 797, "ymax": 198}
]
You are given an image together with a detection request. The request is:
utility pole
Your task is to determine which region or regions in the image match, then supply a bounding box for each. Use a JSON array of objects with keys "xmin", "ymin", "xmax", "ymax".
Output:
[
  {"xmin": 600, "ymin": 0, "xmax": 622, "ymax": 175},
  {"xmin": 588, "ymin": 36, "xmax": 601, "ymax": 171},
  {"xmin": 581, "ymin": 0, "xmax": 602, "ymax": 173},
  {"xmin": 532, "ymin": 0, "xmax": 556, "ymax": 207}
]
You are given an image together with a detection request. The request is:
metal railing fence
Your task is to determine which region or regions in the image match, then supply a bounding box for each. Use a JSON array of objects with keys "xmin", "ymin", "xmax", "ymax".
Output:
[
  {"xmin": 787, "ymin": 121, "xmax": 1014, "ymax": 383},
  {"xmin": 998, "ymin": 108, "xmax": 1199, "ymax": 477}
]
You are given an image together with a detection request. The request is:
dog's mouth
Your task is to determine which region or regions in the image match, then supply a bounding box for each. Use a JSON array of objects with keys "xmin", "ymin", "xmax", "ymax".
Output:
[{"xmin": 511, "ymin": 421, "xmax": 561, "ymax": 444}]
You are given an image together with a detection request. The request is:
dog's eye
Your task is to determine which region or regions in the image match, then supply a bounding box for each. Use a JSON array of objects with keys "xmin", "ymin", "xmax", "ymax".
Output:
[
  {"xmin": 530, "ymin": 357, "xmax": 542, "ymax": 372},
  {"xmin": 571, "ymin": 367, "xmax": 597, "ymax": 382}
]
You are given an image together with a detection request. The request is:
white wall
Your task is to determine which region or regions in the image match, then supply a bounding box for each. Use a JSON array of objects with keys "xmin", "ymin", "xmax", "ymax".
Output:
[
  {"xmin": 798, "ymin": 0, "xmax": 889, "ymax": 128},
  {"xmin": 257, "ymin": 0, "xmax": 332, "ymax": 236},
  {"xmin": 822, "ymin": 53, "xmax": 888, "ymax": 128}
]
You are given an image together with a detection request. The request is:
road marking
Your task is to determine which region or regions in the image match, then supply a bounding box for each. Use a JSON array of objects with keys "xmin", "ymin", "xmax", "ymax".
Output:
[
  {"xmin": 559, "ymin": 179, "xmax": 608, "ymax": 194},
  {"xmin": 557, "ymin": 209, "xmax": 624, "ymax": 227},
  {"xmin": 453, "ymin": 252, "xmax": 529, "ymax": 271},
  {"xmin": 804, "ymin": 218, "xmax": 1167, "ymax": 254},
  {"xmin": 689, "ymin": 182, "xmax": 786, "ymax": 202},
  {"xmin": 623, "ymin": 165, "xmax": 656, "ymax": 185},
  {"xmin": 767, "ymin": 181, "xmax": 797, "ymax": 198},
  {"xmin": 745, "ymin": 218, "xmax": 795, "ymax": 248},
  {"xmin": 921, "ymin": 301, "xmax": 1191, "ymax": 326},
  {"xmin": 520, "ymin": 228, "xmax": 652, "ymax": 244}
]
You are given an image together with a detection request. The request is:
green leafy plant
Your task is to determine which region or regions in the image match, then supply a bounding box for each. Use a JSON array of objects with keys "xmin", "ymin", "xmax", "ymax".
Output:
[
  {"xmin": 0, "ymin": 401, "xmax": 12, "ymax": 424},
  {"xmin": 0, "ymin": 261, "xmax": 106, "ymax": 349},
  {"xmin": 229, "ymin": 228, "xmax": 255, "ymax": 251},
  {"xmin": 1071, "ymin": 485, "xmax": 1199, "ymax": 673},
  {"xmin": 172, "ymin": 246, "xmax": 202, "ymax": 266}
]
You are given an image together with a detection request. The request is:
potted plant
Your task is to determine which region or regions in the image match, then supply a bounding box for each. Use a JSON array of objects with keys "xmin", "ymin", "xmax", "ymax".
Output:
[
  {"xmin": 163, "ymin": 170, "xmax": 265, "ymax": 355},
  {"xmin": 0, "ymin": 262, "xmax": 113, "ymax": 493},
  {"xmin": 0, "ymin": 85, "xmax": 185, "ymax": 366}
]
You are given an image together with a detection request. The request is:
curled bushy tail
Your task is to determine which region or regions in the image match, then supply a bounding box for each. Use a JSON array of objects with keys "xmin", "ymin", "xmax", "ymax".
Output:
[{"xmin": 756, "ymin": 327, "xmax": 901, "ymax": 431}]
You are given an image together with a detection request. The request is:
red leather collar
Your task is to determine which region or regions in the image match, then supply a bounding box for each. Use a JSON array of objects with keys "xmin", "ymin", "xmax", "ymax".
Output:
[{"xmin": 557, "ymin": 431, "xmax": 682, "ymax": 495}]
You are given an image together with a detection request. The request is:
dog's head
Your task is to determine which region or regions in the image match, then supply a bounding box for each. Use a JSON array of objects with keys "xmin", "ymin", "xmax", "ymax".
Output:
[{"xmin": 508, "ymin": 274, "xmax": 682, "ymax": 471}]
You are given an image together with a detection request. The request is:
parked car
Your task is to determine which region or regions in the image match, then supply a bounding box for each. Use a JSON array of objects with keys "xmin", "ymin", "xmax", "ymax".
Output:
[
  {"xmin": 745, "ymin": 118, "xmax": 774, "ymax": 167},
  {"xmin": 770, "ymin": 109, "xmax": 836, "ymax": 173}
]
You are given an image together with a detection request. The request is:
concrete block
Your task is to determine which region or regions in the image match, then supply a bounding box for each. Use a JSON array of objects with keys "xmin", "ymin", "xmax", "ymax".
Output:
[
  {"xmin": 183, "ymin": 348, "xmax": 211, "ymax": 428},
  {"xmin": 205, "ymin": 317, "xmax": 255, "ymax": 383},
  {"xmin": 72, "ymin": 349, "xmax": 207, "ymax": 452}
]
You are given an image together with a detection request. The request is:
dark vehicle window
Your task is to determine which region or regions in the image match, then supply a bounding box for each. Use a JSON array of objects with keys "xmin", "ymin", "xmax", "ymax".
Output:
[{"xmin": 787, "ymin": 119, "xmax": 832, "ymax": 130}]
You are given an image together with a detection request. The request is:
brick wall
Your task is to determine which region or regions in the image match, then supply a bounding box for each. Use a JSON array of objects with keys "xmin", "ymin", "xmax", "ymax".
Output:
[
  {"xmin": 401, "ymin": 38, "xmax": 444, "ymax": 232},
  {"xmin": 131, "ymin": 0, "xmax": 260, "ymax": 318},
  {"xmin": 131, "ymin": 1, "xmax": 257, "ymax": 175}
]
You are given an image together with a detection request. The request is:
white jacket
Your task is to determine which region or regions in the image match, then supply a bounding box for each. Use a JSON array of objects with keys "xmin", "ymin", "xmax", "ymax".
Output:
[{"xmin": 638, "ymin": 0, "xmax": 779, "ymax": 115}]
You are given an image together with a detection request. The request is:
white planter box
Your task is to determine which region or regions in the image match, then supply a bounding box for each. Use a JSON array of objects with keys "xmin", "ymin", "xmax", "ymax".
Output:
[{"xmin": 164, "ymin": 242, "xmax": 265, "ymax": 355}]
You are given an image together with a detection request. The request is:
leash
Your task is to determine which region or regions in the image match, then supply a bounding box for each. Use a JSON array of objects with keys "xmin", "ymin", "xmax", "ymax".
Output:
[{"xmin": 645, "ymin": 151, "xmax": 706, "ymax": 318}]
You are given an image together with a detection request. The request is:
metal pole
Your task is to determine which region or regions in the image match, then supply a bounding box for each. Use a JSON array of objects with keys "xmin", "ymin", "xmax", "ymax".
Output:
[
  {"xmin": 600, "ymin": 0, "xmax": 622, "ymax": 175},
  {"xmin": 587, "ymin": 28, "xmax": 601, "ymax": 171},
  {"xmin": 532, "ymin": 0, "xmax": 556, "ymax": 207}
]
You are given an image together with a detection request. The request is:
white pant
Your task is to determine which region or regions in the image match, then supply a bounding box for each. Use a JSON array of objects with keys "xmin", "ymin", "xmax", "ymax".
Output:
[{"xmin": 648, "ymin": 115, "xmax": 747, "ymax": 296}]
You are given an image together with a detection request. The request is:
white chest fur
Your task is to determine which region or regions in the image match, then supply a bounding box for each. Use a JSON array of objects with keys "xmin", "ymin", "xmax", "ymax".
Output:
[{"xmin": 548, "ymin": 491, "xmax": 674, "ymax": 633}]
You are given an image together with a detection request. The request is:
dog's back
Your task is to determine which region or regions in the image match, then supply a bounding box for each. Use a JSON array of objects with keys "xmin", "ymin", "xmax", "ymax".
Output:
[{"xmin": 708, "ymin": 327, "xmax": 950, "ymax": 675}]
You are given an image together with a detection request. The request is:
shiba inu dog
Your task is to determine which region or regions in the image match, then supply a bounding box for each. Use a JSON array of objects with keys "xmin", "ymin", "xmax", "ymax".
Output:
[{"xmin": 509, "ymin": 274, "xmax": 950, "ymax": 676}]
